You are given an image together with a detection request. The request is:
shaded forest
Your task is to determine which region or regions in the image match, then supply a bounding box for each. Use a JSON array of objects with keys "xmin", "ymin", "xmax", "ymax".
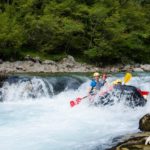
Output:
[{"xmin": 0, "ymin": 0, "xmax": 150, "ymax": 65}]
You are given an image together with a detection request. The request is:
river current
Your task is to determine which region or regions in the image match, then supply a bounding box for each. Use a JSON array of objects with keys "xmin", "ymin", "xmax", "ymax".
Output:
[{"xmin": 0, "ymin": 73, "xmax": 150, "ymax": 150}]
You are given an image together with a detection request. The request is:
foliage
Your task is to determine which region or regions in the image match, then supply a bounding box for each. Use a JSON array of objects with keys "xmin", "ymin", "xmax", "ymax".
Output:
[{"xmin": 0, "ymin": 0, "xmax": 150, "ymax": 64}]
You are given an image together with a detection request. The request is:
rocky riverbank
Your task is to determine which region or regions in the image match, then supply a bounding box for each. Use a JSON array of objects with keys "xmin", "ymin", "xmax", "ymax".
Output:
[
  {"xmin": 1, "ymin": 55, "xmax": 150, "ymax": 74},
  {"xmin": 108, "ymin": 114, "xmax": 150, "ymax": 150}
]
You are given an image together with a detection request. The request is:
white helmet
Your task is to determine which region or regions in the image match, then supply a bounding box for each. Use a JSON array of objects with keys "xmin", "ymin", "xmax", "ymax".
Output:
[
  {"xmin": 93, "ymin": 72, "xmax": 100, "ymax": 77},
  {"xmin": 113, "ymin": 79, "xmax": 122, "ymax": 85}
]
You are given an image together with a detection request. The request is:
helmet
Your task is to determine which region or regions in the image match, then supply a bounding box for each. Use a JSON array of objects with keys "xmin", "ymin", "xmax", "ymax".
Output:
[
  {"xmin": 93, "ymin": 72, "xmax": 100, "ymax": 77},
  {"xmin": 113, "ymin": 79, "xmax": 122, "ymax": 85},
  {"xmin": 102, "ymin": 73, "xmax": 107, "ymax": 78}
]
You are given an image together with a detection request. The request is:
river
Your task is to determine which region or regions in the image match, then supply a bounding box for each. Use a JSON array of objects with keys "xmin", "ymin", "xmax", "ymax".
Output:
[{"xmin": 0, "ymin": 73, "xmax": 150, "ymax": 150}]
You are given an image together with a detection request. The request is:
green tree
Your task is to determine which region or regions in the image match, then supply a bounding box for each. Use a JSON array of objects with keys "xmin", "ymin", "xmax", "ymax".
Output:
[{"xmin": 0, "ymin": 12, "xmax": 24, "ymax": 60}]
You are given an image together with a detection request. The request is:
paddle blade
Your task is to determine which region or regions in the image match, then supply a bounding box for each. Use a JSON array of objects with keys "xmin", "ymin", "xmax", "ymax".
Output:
[
  {"xmin": 70, "ymin": 98, "xmax": 82, "ymax": 108},
  {"xmin": 124, "ymin": 73, "xmax": 132, "ymax": 84},
  {"xmin": 70, "ymin": 100, "xmax": 76, "ymax": 107}
]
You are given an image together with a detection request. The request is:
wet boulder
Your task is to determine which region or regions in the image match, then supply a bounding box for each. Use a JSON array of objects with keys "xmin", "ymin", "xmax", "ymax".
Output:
[
  {"xmin": 94, "ymin": 85, "xmax": 147, "ymax": 108},
  {"xmin": 0, "ymin": 90, "xmax": 2, "ymax": 101},
  {"xmin": 108, "ymin": 134, "xmax": 150, "ymax": 150},
  {"xmin": 107, "ymin": 115, "xmax": 150, "ymax": 150},
  {"xmin": 0, "ymin": 59, "xmax": 3, "ymax": 64},
  {"xmin": 139, "ymin": 114, "xmax": 150, "ymax": 131},
  {"xmin": 0, "ymin": 73, "xmax": 8, "ymax": 87},
  {"xmin": 0, "ymin": 74, "xmax": 8, "ymax": 102}
]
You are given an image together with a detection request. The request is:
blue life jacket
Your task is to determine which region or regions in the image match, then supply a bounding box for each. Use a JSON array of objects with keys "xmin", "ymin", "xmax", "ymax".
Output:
[{"xmin": 90, "ymin": 79, "xmax": 106, "ymax": 94}]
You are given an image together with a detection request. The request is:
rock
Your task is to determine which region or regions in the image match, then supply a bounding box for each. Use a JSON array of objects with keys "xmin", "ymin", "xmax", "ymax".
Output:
[
  {"xmin": 49, "ymin": 65, "xmax": 59, "ymax": 72},
  {"xmin": 42, "ymin": 60, "xmax": 57, "ymax": 65},
  {"xmin": 3, "ymin": 59, "xmax": 149, "ymax": 73},
  {"xmin": 108, "ymin": 132, "xmax": 150, "ymax": 150},
  {"xmin": 66, "ymin": 55, "xmax": 75, "ymax": 63},
  {"xmin": 133, "ymin": 68, "xmax": 144, "ymax": 72},
  {"xmin": 0, "ymin": 73, "xmax": 8, "ymax": 87},
  {"xmin": 24, "ymin": 55, "xmax": 41, "ymax": 63},
  {"xmin": 66, "ymin": 63, "xmax": 74, "ymax": 68},
  {"xmin": 102, "ymin": 109, "xmax": 150, "ymax": 150},
  {"xmin": 109, "ymin": 137, "xmax": 149, "ymax": 150},
  {"xmin": 27, "ymin": 61, "xmax": 34, "ymax": 66},
  {"xmin": 15, "ymin": 61, "xmax": 23, "ymax": 65},
  {"xmin": 141, "ymin": 64, "xmax": 150, "ymax": 71},
  {"xmin": 139, "ymin": 114, "xmax": 150, "ymax": 131},
  {"xmin": 22, "ymin": 61, "xmax": 34, "ymax": 67},
  {"xmin": 111, "ymin": 67, "xmax": 119, "ymax": 72},
  {"xmin": 145, "ymin": 136, "xmax": 150, "ymax": 145},
  {"xmin": 34, "ymin": 56, "xmax": 41, "ymax": 63},
  {"xmin": 57, "ymin": 55, "xmax": 78, "ymax": 70},
  {"xmin": 122, "ymin": 65, "xmax": 132, "ymax": 71},
  {"xmin": 16, "ymin": 66, "xmax": 25, "ymax": 71},
  {"xmin": 61, "ymin": 55, "xmax": 76, "ymax": 64},
  {"xmin": 134, "ymin": 63, "xmax": 140, "ymax": 68},
  {"xmin": 24, "ymin": 55, "xmax": 32, "ymax": 61},
  {"xmin": 0, "ymin": 59, "xmax": 3, "ymax": 64},
  {"xmin": 29, "ymin": 63, "xmax": 45, "ymax": 72},
  {"xmin": 101, "ymin": 67, "xmax": 111, "ymax": 73}
]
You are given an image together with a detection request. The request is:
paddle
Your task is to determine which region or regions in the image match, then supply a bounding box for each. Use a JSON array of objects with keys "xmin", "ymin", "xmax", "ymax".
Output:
[
  {"xmin": 123, "ymin": 73, "xmax": 150, "ymax": 97},
  {"xmin": 70, "ymin": 96, "xmax": 88, "ymax": 107},
  {"xmin": 70, "ymin": 73, "xmax": 133, "ymax": 108},
  {"xmin": 123, "ymin": 73, "xmax": 132, "ymax": 84}
]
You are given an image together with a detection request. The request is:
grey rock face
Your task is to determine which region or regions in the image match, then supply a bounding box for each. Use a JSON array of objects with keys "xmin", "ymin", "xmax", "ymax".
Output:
[{"xmin": 133, "ymin": 68, "xmax": 144, "ymax": 72}]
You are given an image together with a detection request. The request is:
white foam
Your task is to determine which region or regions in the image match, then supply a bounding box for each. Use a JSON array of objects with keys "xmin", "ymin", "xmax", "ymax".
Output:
[{"xmin": 0, "ymin": 75, "xmax": 150, "ymax": 150}]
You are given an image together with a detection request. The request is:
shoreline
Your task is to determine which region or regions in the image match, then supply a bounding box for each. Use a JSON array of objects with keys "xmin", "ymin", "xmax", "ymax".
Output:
[{"xmin": 1, "ymin": 56, "xmax": 150, "ymax": 74}]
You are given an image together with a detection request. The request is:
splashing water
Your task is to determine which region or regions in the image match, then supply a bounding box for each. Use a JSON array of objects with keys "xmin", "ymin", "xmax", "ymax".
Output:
[{"xmin": 0, "ymin": 74, "xmax": 150, "ymax": 150}]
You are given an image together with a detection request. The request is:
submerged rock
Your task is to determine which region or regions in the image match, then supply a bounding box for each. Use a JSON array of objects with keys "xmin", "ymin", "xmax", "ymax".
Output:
[
  {"xmin": 0, "ymin": 74, "xmax": 8, "ymax": 102},
  {"xmin": 94, "ymin": 85, "xmax": 146, "ymax": 108},
  {"xmin": 0, "ymin": 73, "xmax": 8, "ymax": 87}
]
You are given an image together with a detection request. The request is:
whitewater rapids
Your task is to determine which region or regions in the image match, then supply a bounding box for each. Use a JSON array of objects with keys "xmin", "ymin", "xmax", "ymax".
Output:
[{"xmin": 0, "ymin": 73, "xmax": 150, "ymax": 150}]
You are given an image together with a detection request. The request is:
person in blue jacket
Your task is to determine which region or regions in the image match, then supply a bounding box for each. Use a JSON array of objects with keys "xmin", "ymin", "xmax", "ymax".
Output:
[{"xmin": 88, "ymin": 72, "xmax": 107, "ymax": 96}]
